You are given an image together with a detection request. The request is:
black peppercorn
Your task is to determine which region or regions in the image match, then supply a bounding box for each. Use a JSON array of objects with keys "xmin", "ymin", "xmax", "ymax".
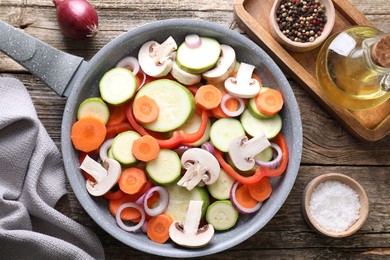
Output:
[{"xmin": 276, "ymin": 0, "xmax": 327, "ymax": 43}]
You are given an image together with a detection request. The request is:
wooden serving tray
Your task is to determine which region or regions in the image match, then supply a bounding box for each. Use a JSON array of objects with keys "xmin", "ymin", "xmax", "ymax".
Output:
[{"xmin": 233, "ymin": 0, "xmax": 390, "ymax": 141}]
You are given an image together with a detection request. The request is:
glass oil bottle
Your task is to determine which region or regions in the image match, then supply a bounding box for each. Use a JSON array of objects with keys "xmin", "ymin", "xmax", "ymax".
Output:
[{"xmin": 316, "ymin": 26, "xmax": 390, "ymax": 110}]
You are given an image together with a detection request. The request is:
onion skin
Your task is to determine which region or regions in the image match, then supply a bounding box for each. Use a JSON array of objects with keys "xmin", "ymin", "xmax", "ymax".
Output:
[{"xmin": 53, "ymin": 0, "xmax": 99, "ymax": 40}]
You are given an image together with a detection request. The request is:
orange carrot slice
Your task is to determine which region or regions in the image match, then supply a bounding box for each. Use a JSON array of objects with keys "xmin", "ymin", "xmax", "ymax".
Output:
[
  {"xmin": 195, "ymin": 84, "xmax": 222, "ymax": 110},
  {"xmin": 235, "ymin": 184, "xmax": 258, "ymax": 209},
  {"xmin": 255, "ymin": 88, "xmax": 283, "ymax": 117},
  {"xmin": 146, "ymin": 213, "xmax": 173, "ymax": 244},
  {"xmin": 133, "ymin": 95, "xmax": 159, "ymax": 124},
  {"xmin": 131, "ymin": 135, "xmax": 160, "ymax": 162},
  {"xmin": 247, "ymin": 177, "xmax": 272, "ymax": 202},
  {"xmin": 118, "ymin": 167, "xmax": 147, "ymax": 195},
  {"xmin": 71, "ymin": 117, "xmax": 107, "ymax": 153}
]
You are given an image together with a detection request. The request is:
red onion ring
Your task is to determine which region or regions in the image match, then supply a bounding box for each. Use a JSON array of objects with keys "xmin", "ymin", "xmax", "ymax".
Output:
[
  {"xmin": 201, "ymin": 141, "xmax": 215, "ymax": 155},
  {"xmin": 255, "ymin": 143, "xmax": 282, "ymax": 168},
  {"xmin": 99, "ymin": 138, "xmax": 114, "ymax": 162},
  {"xmin": 230, "ymin": 181, "xmax": 262, "ymax": 214},
  {"xmin": 143, "ymin": 186, "xmax": 169, "ymax": 217},
  {"xmin": 116, "ymin": 56, "xmax": 140, "ymax": 76},
  {"xmin": 116, "ymin": 202, "xmax": 145, "ymax": 232},
  {"xmin": 173, "ymin": 145, "xmax": 193, "ymax": 157},
  {"xmin": 137, "ymin": 71, "xmax": 147, "ymax": 90},
  {"xmin": 185, "ymin": 34, "xmax": 202, "ymax": 49},
  {"xmin": 220, "ymin": 93, "xmax": 245, "ymax": 117}
]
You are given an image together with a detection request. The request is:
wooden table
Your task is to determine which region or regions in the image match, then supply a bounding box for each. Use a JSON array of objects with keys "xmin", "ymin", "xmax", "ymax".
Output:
[{"xmin": 1, "ymin": 0, "xmax": 389, "ymax": 259}]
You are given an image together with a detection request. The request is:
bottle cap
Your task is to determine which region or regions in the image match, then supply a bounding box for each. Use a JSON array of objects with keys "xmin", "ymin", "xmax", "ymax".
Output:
[{"xmin": 371, "ymin": 35, "xmax": 390, "ymax": 68}]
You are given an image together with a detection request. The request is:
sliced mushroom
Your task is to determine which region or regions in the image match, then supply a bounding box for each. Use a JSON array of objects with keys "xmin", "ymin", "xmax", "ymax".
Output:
[
  {"xmin": 138, "ymin": 36, "xmax": 177, "ymax": 77},
  {"xmin": 177, "ymin": 148, "xmax": 220, "ymax": 190},
  {"xmin": 169, "ymin": 200, "xmax": 214, "ymax": 248},
  {"xmin": 228, "ymin": 133, "xmax": 271, "ymax": 171},
  {"xmin": 224, "ymin": 62, "xmax": 261, "ymax": 98},
  {"xmin": 171, "ymin": 60, "xmax": 201, "ymax": 85},
  {"xmin": 202, "ymin": 44, "xmax": 236, "ymax": 83},
  {"xmin": 79, "ymin": 155, "xmax": 121, "ymax": 196}
]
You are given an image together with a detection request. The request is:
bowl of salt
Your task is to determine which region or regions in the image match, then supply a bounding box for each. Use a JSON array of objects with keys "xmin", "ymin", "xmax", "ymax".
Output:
[{"xmin": 302, "ymin": 173, "xmax": 369, "ymax": 238}]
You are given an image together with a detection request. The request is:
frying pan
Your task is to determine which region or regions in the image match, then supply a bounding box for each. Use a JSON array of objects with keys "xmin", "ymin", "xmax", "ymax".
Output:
[{"xmin": 0, "ymin": 19, "xmax": 302, "ymax": 257}]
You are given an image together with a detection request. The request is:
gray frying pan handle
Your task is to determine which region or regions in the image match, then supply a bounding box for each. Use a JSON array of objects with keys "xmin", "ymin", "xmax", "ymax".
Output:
[{"xmin": 0, "ymin": 20, "xmax": 84, "ymax": 96}]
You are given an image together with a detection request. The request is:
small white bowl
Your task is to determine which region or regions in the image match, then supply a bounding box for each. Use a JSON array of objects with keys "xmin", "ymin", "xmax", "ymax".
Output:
[
  {"xmin": 302, "ymin": 173, "xmax": 369, "ymax": 238},
  {"xmin": 269, "ymin": 0, "xmax": 335, "ymax": 52}
]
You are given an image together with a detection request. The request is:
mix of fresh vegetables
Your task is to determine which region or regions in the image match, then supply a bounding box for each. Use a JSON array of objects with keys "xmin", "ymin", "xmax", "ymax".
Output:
[{"xmin": 71, "ymin": 34, "xmax": 289, "ymax": 248}]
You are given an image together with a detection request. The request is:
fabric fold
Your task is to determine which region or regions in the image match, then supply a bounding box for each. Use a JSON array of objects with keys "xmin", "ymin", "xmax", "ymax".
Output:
[{"xmin": 0, "ymin": 77, "xmax": 105, "ymax": 260}]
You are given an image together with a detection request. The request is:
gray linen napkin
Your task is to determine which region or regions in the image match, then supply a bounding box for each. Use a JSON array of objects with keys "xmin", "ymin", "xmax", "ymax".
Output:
[{"xmin": 0, "ymin": 77, "xmax": 105, "ymax": 259}]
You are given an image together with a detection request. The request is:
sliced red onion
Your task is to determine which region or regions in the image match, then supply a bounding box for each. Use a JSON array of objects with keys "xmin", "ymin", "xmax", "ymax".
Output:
[
  {"xmin": 116, "ymin": 202, "xmax": 145, "ymax": 232},
  {"xmin": 185, "ymin": 34, "xmax": 202, "ymax": 49},
  {"xmin": 230, "ymin": 181, "xmax": 262, "ymax": 214},
  {"xmin": 135, "ymin": 192, "xmax": 147, "ymax": 205},
  {"xmin": 141, "ymin": 220, "xmax": 148, "ymax": 233},
  {"xmin": 201, "ymin": 141, "xmax": 215, "ymax": 155},
  {"xmin": 173, "ymin": 145, "xmax": 193, "ymax": 156},
  {"xmin": 137, "ymin": 70, "xmax": 147, "ymax": 90},
  {"xmin": 99, "ymin": 138, "xmax": 114, "ymax": 162},
  {"xmin": 220, "ymin": 93, "xmax": 245, "ymax": 117},
  {"xmin": 255, "ymin": 143, "xmax": 282, "ymax": 168},
  {"xmin": 143, "ymin": 186, "xmax": 169, "ymax": 217},
  {"xmin": 116, "ymin": 56, "xmax": 140, "ymax": 75}
]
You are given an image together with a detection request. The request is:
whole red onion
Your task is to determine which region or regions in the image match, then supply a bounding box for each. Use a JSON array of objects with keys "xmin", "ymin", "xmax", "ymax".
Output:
[{"xmin": 53, "ymin": 0, "xmax": 99, "ymax": 40}]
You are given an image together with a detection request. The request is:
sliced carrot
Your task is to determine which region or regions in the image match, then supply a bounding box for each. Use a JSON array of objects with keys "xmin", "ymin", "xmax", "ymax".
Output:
[
  {"xmin": 103, "ymin": 187, "xmax": 126, "ymax": 200},
  {"xmin": 71, "ymin": 117, "xmax": 107, "ymax": 153},
  {"xmin": 255, "ymin": 88, "xmax": 284, "ymax": 117},
  {"xmin": 235, "ymin": 184, "xmax": 259, "ymax": 209},
  {"xmin": 146, "ymin": 213, "xmax": 173, "ymax": 244},
  {"xmin": 195, "ymin": 84, "xmax": 222, "ymax": 110},
  {"xmin": 106, "ymin": 122, "xmax": 133, "ymax": 140},
  {"xmin": 107, "ymin": 103, "xmax": 128, "ymax": 126},
  {"xmin": 118, "ymin": 167, "xmax": 147, "ymax": 195},
  {"xmin": 108, "ymin": 194, "xmax": 141, "ymax": 221},
  {"xmin": 133, "ymin": 95, "xmax": 160, "ymax": 124},
  {"xmin": 131, "ymin": 135, "xmax": 160, "ymax": 162},
  {"xmin": 247, "ymin": 177, "xmax": 272, "ymax": 202}
]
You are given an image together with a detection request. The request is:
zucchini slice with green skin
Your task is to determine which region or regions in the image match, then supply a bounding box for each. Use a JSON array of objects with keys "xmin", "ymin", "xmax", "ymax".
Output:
[
  {"xmin": 176, "ymin": 37, "xmax": 221, "ymax": 74},
  {"xmin": 145, "ymin": 149, "xmax": 181, "ymax": 185},
  {"xmin": 111, "ymin": 130, "xmax": 141, "ymax": 166},
  {"xmin": 240, "ymin": 109, "xmax": 282, "ymax": 139},
  {"xmin": 207, "ymin": 169, "xmax": 235, "ymax": 200},
  {"xmin": 206, "ymin": 200, "xmax": 238, "ymax": 231},
  {"xmin": 77, "ymin": 97, "xmax": 110, "ymax": 125},
  {"xmin": 134, "ymin": 79, "xmax": 195, "ymax": 132},
  {"xmin": 210, "ymin": 118, "xmax": 245, "ymax": 152},
  {"xmin": 165, "ymin": 184, "xmax": 210, "ymax": 223},
  {"xmin": 99, "ymin": 67, "xmax": 137, "ymax": 105}
]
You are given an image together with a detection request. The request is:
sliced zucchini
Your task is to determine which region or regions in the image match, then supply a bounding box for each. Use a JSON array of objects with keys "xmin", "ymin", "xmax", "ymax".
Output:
[
  {"xmin": 111, "ymin": 130, "xmax": 140, "ymax": 165},
  {"xmin": 176, "ymin": 37, "xmax": 221, "ymax": 74},
  {"xmin": 145, "ymin": 149, "xmax": 181, "ymax": 185},
  {"xmin": 210, "ymin": 118, "xmax": 245, "ymax": 152},
  {"xmin": 99, "ymin": 67, "xmax": 137, "ymax": 105},
  {"xmin": 240, "ymin": 109, "xmax": 282, "ymax": 139},
  {"xmin": 77, "ymin": 97, "xmax": 110, "ymax": 125},
  {"xmin": 206, "ymin": 200, "xmax": 238, "ymax": 231},
  {"xmin": 134, "ymin": 79, "xmax": 195, "ymax": 132}
]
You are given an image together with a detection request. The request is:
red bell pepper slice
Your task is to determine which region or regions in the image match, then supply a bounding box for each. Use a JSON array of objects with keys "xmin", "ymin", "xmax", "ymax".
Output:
[
  {"xmin": 214, "ymin": 132, "xmax": 289, "ymax": 184},
  {"xmin": 125, "ymin": 101, "xmax": 208, "ymax": 149}
]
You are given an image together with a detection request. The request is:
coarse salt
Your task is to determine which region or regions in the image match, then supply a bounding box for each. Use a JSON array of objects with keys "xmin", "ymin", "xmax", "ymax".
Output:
[{"xmin": 309, "ymin": 180, "xmax": 360, "ymax": 233}]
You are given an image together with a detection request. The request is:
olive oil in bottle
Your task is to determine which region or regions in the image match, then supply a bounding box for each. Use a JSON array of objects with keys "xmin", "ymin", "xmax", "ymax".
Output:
[{"xmin": 316, "ymin": 26, "xmax": 390, "ymax": 110}]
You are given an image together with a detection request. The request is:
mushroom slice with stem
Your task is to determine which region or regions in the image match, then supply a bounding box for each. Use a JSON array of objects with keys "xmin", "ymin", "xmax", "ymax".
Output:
[
  {"xmin": 169, "ymin": 200, "xmax": 214, "ymax": 248},
  {"xmin": 202, "ymin": 44, "xmax": 236, "ymax": 84},
  {"xmin": 80, "ymin": 155, "xmax": 121, "ymax": 196},
  {"xmin": 138, "ymin": 36, "xmax": 177, "ymax": 78},
  {"xmin": 177, "ymin": 148, "xmax": 220, "ymax": 190},
  {"xmin": 228, "ymin": 133, "xmax": 271, "ymax": 172},
  {"xmin": 224, "ymin": 62, "xmax": 261, "ymax": 98}
]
